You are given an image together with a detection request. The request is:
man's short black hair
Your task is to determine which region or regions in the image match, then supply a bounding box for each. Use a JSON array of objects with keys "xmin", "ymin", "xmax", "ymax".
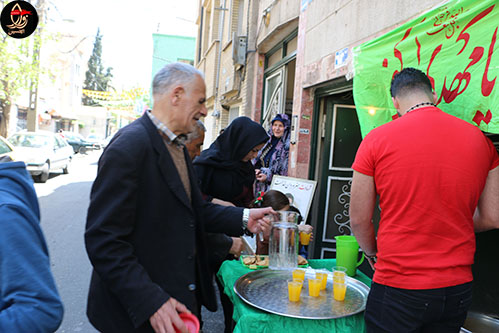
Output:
[{"xmin": 390, "ymin": 67, "xmax": 433, "ymax": 98}]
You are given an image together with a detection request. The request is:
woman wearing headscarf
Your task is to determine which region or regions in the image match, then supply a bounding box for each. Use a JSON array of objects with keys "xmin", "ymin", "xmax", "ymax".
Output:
[
  {"xmin": 254, "ymin": 113, "xmax": 290, "ymax": 195},
  {"xmin": 193, "ymin": 116, "xmax": 268, "ymax": 332},
  {"xmin": 194, "ymin": 116, "xmax": 269, "ymax": 208}
]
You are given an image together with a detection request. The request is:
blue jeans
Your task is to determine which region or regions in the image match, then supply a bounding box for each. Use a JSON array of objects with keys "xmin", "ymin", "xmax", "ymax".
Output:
[{"xmin": 365, "ymin": 281, "xmax": 472, "ymax": 333}]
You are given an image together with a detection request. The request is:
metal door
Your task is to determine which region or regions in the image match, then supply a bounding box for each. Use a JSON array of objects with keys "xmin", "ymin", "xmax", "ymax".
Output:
[{"xmin": 313, "ymin": 99, "xmax": 380, "ymax": 260}]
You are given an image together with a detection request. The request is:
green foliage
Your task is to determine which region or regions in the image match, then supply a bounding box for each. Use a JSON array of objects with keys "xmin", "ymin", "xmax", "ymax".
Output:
[
  {"xmin": 0, "ymin": 15, "xmax": 54, "ymax": 137},
  {"xmin": 82, "ymin": 29, "xmax": 113, "ymax": 106},
  {"xmin": 0, "ymin": 33, "xmax": 41, "ymax": 107}
]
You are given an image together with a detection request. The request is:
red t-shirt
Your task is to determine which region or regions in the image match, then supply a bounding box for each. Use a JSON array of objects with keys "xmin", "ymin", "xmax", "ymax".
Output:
[{"xmin": 352, "ymin": 107, "xmax": 499, "ymax": 289}]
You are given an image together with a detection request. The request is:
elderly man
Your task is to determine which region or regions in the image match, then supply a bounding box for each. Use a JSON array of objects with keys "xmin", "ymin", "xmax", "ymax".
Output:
[
  {"xmin": 85, "ymin": 63, "xmax": 272, "ymax": 333},
  {"xmin": 350, "ymin": 67, "xmax": 499, "ymax": 332}
]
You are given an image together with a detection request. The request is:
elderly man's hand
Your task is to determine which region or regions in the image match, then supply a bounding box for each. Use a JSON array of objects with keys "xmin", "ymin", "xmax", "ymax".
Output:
[
  {"xmin": 149, "ymin": 298, "xmax": 190, "ymax": 333},
  {"xmin": 247, "ymin": 207, "xmax": 274, "ymax": 234}
]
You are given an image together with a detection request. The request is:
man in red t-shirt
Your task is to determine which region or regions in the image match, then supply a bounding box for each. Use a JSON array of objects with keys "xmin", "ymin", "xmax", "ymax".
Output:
[{"xmin": 350, "ymin": 67, "xmax": 499, "ymax": 332}]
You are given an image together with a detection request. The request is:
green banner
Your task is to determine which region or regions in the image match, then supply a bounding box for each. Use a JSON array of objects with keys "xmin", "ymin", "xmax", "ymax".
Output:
[{"xmin": 353, "ymin": 0, "xmax": 499, "ymax": 137}]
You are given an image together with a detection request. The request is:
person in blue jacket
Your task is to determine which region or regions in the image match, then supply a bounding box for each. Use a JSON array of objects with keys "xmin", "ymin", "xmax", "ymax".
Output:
[{"xmin": 0, "ymin": 157, "xmax": 64, "ymax": 332}]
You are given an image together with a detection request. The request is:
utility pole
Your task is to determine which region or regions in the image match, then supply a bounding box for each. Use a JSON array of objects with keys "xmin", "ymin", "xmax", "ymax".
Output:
[{"xmin": 26, "ymin": 0, "xmax": 47, "ymax": 131}]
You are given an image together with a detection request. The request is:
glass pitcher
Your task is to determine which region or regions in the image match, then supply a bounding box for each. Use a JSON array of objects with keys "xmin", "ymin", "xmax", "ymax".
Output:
[{"xmin": 269, "ymin": 211, "xmax": 299, "ymax": 269}]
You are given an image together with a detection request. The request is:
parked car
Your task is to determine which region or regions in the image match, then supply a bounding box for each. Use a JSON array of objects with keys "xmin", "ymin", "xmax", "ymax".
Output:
[
  {"xmin": 61, "ymin": 131, "xmax": 97, "ymax": 154},
  {"xmin": 86, "ymin": 134, "xmax": 104, "ymax": 150},
  {"xmin": 101, "ymin": 134, "xmax": 115, "ymax": 149},
  {"xmin": 0, "ymin": 135, "xmax": 16, "ymax": 161},
  {"xmin": 8, "ymin": 131, "xmax": 73, "ymax": 183}
]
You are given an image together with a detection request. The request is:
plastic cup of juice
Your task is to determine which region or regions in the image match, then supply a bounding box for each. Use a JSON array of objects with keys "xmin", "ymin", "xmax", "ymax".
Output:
[
  {"xmin": 308, "ymin": 278, "xmax": 321, "ymax": 297},
  {"xmin": 333, "ymin": 266, "xmax": 347, "ymax": 283},
  {"xmin": 333, "ymin": 281, "xmax": 347, "ymax": 301},
  {"xmin": 300, "ymin": 231, "xmax": 311, "ymax": 245},
  {"xmin": 288, "ymin": 280, "xmax": 303, "ymax": 302},
  {"xmin": 316, "ymin": 271, "xmax": 328, "ymax": 290},
  {"xmin": 292, "ymin": 269, "xmax": 305, "ymax": 282}
]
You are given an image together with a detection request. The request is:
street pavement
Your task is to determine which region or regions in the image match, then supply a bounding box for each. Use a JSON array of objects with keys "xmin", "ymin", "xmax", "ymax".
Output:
[
  {"xmin": 34, "ymin": 150, "xmax": 100, "ymax": 333},
  {"xmin": 34, "ymin": 150, "xmax": 224, "ymax": 333}
]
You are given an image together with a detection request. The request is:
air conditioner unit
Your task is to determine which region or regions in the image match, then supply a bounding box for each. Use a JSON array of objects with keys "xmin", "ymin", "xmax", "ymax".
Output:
[{"xmin": 232, "ymin": 33, "xmax": 247, "ymax": 67}]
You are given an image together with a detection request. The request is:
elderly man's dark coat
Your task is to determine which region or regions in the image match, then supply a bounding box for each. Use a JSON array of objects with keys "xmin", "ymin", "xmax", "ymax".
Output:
[{"xmin": 85, "ymin": 114, "xmax": 243, "ymax": 332}]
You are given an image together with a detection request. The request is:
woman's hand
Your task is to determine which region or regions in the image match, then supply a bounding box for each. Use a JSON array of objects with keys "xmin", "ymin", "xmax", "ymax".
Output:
[{"xmin": 255, "ymin": 172, "xmax": 267, "ymax": 183}]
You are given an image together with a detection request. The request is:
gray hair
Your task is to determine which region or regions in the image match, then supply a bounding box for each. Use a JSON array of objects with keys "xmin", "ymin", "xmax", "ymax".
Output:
[
  {"xmin": 186, "ymin": 120, "xmax": 206, "ymax": 142},
  {"xmin": 152, "ymin": 62, "xmax": 204, "ymax": 99}
]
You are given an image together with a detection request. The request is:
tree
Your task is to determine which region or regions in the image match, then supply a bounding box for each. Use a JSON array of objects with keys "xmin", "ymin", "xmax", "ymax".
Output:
[
  {"xmin": 82, "ymin": 29, "xmax": 113, "ymax": 106},
  {"xmin": 0, "ymin": 20, "xmax": 41, "ymax": 137},
  {"xmin": 0, "ymin": 0, "xmax": 54, "ymax": 137}
]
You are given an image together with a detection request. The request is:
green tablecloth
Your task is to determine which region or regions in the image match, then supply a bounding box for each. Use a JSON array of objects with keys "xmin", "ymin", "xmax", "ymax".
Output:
[{"xmin": 217, "ymin": 259, "xmax": 372, "ymax": 333}]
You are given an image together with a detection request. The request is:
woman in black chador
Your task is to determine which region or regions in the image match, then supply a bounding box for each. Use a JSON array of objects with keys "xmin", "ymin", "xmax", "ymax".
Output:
[
  {"xmin": 193, "ymin": 116, "xmax": 268, "ymax": 332},
  {"xmin": 194, "ymin": 116, "xmax": 269, "ymax": 208}
]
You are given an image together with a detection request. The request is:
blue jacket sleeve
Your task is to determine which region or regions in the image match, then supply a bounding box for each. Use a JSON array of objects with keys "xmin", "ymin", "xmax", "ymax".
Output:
[{"xmin": 0, "ymin": 205, "xmax": 64, "ymax": 333}]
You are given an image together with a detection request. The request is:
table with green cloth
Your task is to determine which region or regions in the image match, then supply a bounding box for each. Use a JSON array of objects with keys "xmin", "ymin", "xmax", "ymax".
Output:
[{"xmin": 217, "ymin": 259, "xmax": 372, "ymax": 333}]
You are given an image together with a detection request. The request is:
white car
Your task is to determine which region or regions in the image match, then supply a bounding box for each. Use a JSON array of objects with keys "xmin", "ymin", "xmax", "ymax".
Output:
[
  {"xmin": 0, "ymin": 135, "xmax": 16, "ymax": 161},
  {"xmin": 8, "ymin": 131, "xmax": 74, "ymax": 183}
]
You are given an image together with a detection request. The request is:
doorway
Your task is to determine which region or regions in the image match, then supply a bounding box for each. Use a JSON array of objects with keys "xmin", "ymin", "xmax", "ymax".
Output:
[
  {"xmin": 261, "ymin": 58, "xmax": 296, "ymax": 130},
  {"xmin": 310, "ymin": 91, "xmax": 379, "ymax": 276}
]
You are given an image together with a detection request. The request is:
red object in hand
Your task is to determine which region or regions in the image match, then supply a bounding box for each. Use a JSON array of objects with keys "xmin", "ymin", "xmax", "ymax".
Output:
[{"xmin": 175, "ymin": 313, "xmax": 200, "ymax": 333}]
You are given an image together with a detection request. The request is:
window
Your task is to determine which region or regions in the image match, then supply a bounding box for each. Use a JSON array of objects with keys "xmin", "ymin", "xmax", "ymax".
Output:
[
  {"xmin": 203, "ymin": 6, "xmax": 212, "ymax": 54},
  {"xmin": 267, "ymin": 50, "xmax": 282, "ymax": 68},
  {"xmin": 229, "ymin": 105, "xmax": 240, "ymax": 124},
  {"xmin": 264, "ymin": 30, "xmax": 298, "ymax": 71},
  {"xmin": 210, "ymin": 1, "xmax": 220, "ymax": 43},
  {"xmin": 230, "ymin": 0, "xmax": 244, "ymax": 38},
  {"xmin": 56, "ymin": 136, "xmax": 67, "ymax": 148},
  {"xmin": 0, "ymin": 139, "xmax": 12, "ymax": 154}
]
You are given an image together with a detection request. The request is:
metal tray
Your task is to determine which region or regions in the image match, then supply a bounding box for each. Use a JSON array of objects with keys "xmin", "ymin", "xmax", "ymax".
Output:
[{"xmin": 233, "ymin": 268, "xmax": 370, "ymax": 319}]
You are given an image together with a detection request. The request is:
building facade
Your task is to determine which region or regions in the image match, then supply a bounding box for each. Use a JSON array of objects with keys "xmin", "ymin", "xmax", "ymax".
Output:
[
  {"xmin": 195, "ymin": 0, "xmax": 263, "ymax": 143},
  {"xmin": 152, "ymin": 33, "xmax": 196, "ymax": 77},
  {"xmin": 35, "ymin": 20, "xmax": 91, "ymax": 133}
]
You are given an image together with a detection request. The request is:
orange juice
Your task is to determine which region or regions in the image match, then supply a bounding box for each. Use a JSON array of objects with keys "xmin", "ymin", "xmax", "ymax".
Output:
[
  {"xmin": 333, "ymin": 282, "xmax": 347, "ymax": 301},
  {"xmin": 292, "ymin": 269, "xmax": 305, "ymax": 282},
  {"xmin": 300, "ymin": 232, "xmax": 311, "ymax": 245},
  {"xmin": 308, "ymin": 278, "xmax": 321, "ymax": 297},
  {"xmin": 288, "ymin": 281, "xmax": 302, "ymax": 302},
  {"xmin": 333, "ymin": 273, "xmax": 345, "ymax": 283},
  {"xmin": 316, "ymin": 272, "xmax": 328, "ymax": 290},
  {"xmin": 333, "ymin": 266, "xmax": 347, "ymax": 283}
]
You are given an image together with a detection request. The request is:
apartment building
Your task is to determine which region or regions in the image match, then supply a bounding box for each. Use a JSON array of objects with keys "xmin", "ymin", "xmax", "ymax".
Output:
[{"xmin": 196, "ymin": 0, "xmax": 258, "ymax": 143}]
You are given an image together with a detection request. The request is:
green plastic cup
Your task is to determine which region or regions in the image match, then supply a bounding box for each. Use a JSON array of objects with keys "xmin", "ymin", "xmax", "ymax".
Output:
[{"xmin": 335, "ymin": 235, "xmax": 364, "ymax": 277}]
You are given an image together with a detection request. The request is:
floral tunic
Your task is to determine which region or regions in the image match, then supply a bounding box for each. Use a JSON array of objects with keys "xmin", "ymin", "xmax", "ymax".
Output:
[{"xmin": 253, "ymin": 128, "xmax": 290, "ymax": 195}]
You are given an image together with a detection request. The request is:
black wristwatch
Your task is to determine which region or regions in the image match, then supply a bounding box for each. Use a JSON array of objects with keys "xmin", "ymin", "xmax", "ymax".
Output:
[{"xmin": 365, "ymin": 253, "xmax": 377, "ymax": 262}]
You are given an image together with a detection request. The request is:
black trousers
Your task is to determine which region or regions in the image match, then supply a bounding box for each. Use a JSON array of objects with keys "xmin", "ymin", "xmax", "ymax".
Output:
[
  {"xmin": 365, "ymin": 281, "xmax": 472, "ymax": 333},
  {"xmin": 198, "ymin": 254, "xmax": 235, "ymax": 333}
]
